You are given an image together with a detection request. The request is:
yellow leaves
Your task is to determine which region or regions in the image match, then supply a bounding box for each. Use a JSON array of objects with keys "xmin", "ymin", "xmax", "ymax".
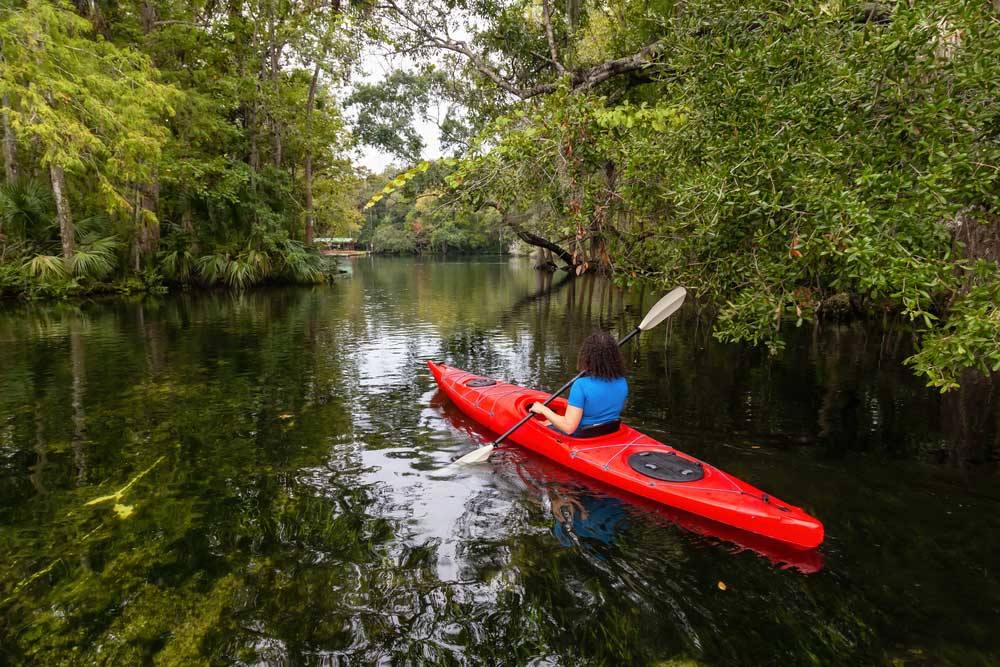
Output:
[
  {"xmin": 113, "ymin": 503, "xmax": 135, "ymax": 519},
  {"xmin": 817, "ymin": 2, "xmax": 840, "ymax": 17},
  {"xmin": 363, "ymin": 158, "xmax": 460, "ymax": 210},
  {"xmin": 521, "ymin": 0, "xmax": 543, "ymax": 26}
]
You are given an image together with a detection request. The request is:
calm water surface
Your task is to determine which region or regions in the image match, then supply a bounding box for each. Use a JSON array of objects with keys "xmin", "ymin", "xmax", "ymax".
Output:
[{"xmin": 1, "ymin": 257, "xmax": 998, "ymax": 666}]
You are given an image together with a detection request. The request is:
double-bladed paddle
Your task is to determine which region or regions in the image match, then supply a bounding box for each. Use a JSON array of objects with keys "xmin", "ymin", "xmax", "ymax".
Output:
[{"xmin": 452, "ymin": 286, "xmax": 687, "ymax": 465}]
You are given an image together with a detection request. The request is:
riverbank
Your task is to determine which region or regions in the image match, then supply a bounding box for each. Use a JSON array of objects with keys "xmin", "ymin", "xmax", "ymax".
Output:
[{"xmin": 0, "ymin": 253, "xmax": 346, "ymax": 301}]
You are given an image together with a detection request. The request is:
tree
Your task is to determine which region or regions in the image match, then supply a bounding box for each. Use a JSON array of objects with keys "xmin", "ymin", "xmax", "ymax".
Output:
[
  {"xmin": 367, "ymin": 0, "xmax": 1000, "ymax": 389},
  {"xmin": 0, "ymin": 0, "xmax": 175, "ymax": 260},
  {"xmin": 0, "ymin": 0, "xmax": 361, "ymax": 293}
]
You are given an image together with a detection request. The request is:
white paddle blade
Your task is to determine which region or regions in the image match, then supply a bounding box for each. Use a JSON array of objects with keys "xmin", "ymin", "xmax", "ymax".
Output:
[
  {"xmin": 453, "ymin": 443, "xmax": 495, "ymax": 465},
  {"xmin": 638, "ymin": 287, "xmax": 687, "ymax": 331}
]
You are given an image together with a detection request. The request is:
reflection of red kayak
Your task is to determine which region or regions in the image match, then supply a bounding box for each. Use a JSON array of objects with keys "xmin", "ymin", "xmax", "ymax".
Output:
[{"xmin": 429, "ymin": 361, "xmax": 824, "ymax": 550}]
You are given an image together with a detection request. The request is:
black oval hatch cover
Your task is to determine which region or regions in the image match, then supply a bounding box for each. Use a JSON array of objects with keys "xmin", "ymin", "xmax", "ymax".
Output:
[{"xmin": 627, "ymin": 451, "xmax": 705, "ymax": 482}]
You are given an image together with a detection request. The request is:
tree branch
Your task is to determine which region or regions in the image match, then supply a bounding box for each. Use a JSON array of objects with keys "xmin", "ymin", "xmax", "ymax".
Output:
[
  {"xmin": 483, "ymin": 201, "xmax": 577, "ymax": 268},
  {"xmin": 382, "ymin": 1, "xmax": 667, "ymax": 100},
  {"xmin": 542, "ymin": 0, "xmax": 567, "ymax": 75}
]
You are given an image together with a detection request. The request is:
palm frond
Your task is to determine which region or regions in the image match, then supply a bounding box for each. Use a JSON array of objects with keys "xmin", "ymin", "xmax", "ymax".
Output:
[
  {"xmin": 0, "ymin": 180, "xmax": 54, "ymax": 239},
  {"xmin": 75, "ymin": 216, "xmax": 111, "ymax": 245},
  {"xmin": 159, "ymin": 249, "xmax": 196, "ymax": 281},
  {"xmin": 277, "ymin": 247, "xmax": 325, "ymax": 284},
  {"xmin": 243, "ymin": 249, "xmax": 272, "ymax": 281},
  {"xmin": 197, "ymin": 253, "xmax": 231, "ymax": 285},
  {"xmin": 69, "ymin": 236, "xmax": 121, "ymax": 280},
  {"xmin": 224, "ymin": 256, "xmax": 258, "ymax": 289},
  {"xmin": 22, "ymin": 254, "xmax": 68, "ymax": 282}
]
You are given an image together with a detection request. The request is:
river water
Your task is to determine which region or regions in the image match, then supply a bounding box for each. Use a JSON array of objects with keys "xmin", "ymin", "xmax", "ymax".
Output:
[{"xmin": 1, "ymin": 256, "xmax": 997, "ymax": 666}]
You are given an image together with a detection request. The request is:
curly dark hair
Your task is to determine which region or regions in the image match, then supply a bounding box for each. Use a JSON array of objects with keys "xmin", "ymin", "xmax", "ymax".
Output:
[{"xmin": 577, "ymin": 331, "xmax": 625, "ymax": 380}]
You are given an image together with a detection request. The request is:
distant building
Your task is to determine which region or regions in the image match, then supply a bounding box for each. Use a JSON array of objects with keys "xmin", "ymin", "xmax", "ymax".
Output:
[{"xmin": 314, "ymin": 237, "xmax": 356, "ymax": 251}]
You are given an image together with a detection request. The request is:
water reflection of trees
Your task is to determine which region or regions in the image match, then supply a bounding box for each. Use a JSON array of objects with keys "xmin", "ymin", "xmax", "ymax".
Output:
[
  {"xmin": 0, "ymin": 289, "xmax": 387, "ymax": 664},
  {"xmin": 1, "ymin": 260, "xmax": 997, "ymax": 665}
]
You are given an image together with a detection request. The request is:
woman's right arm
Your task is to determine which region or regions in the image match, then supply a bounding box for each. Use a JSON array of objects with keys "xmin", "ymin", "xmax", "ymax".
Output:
[{"xmin": 529, "ymin": 403, "xmax": 583, "ymax": 434}]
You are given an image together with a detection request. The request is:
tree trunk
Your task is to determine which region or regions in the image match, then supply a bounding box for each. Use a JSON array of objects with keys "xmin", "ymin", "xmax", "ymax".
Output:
[
  {"xmin": 2, "ymin": 94, "xmax": 17, "ymax": 185},
  {"xmin": 49, "ymin": 162, "xmax": 74, "ymax": 259},
  {"xmin": 304, "ymin": 63, "xmax": 320, "ymax": 245},
  {"xmin": 484, "ymin": 202, "xmax": 577, "ymax": 270},
  {"xmin": 181, "ymin": 195, "xmax": 194, "ymax": 234},
  {"xmin": 0, "ymin": 95, "xmax": 13, "ymax": 249},
  {"xmin": 248, "ymin": 104, "xmax": 260, "ymax": 173},
  {"xmin": 134, "ymin": 179, "xmax": 160, "ymax": 270},
  {"xmin": 509, "ymin": 220, "xmax": 576, "ymax": 268},
  {"xmin": 269, "ymin": 15, "xmax": 283, "ymax": 168},
  {"xmin": 565, "ymin": 0, "xmax": 580, "ymax": 35}
]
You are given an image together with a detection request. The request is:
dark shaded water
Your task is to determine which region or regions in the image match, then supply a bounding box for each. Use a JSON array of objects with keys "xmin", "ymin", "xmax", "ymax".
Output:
[{"xmin": 1, "ymin": 256, "xmax": 998, "ymax": 666}]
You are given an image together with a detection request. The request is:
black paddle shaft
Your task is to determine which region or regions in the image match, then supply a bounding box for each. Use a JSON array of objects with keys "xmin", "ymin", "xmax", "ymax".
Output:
[{"xmin": 490, "ymin": 326, "xmax": 642, "ymax": 446}]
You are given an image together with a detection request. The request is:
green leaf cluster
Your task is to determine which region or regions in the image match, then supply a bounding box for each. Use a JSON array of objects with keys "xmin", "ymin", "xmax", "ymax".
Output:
[
  {"xmin": 0, "ymin": 0, "xmax": 360, "ymax": 295},
  {"xmin": 424, "ymin": 0, "xmax": 1000, "ymax": 388}
]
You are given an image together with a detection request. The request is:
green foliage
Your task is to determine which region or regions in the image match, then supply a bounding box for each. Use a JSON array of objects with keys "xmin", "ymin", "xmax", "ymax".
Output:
[
  {"xmin": 0, "ymin": 179, "xmax": 53, "ymax": 241},
  {"xmin": 364, "ymin": 159, "xmax": 441, "ymax": 210},
  {"xmin": 0, "ymin": 0, "xmax": 175, "ymax": 205},
  {"xmin": 0, "ymin": 0, "xmax": 359, "ymax": 297},
  {"xmin": 429, "ymin": 219, "xmax": 472, "ymax": 252},
  {"xmin": 346, "ymin": 69, "xmax": 443, "ymax": 161},
  {"xmin": 158, "ymin": 248, "xmax": 197, "ymax": 283},
  {"xmin": 194, "ymin": 235, "xmax": 326, "ymax": 289},
  {"xmin": 273, "ymin": 239, "xmax": 326, "ymax": 284},
  {"xmin": 69, "ymin": 236, "xmax": 120, "ymax": 280},
  {"xmin": 371, "ymin": 224, "xmax": 416, "ymax": 254},
  {"xmin": 906, "ymin": 262, "xmax": 1000, "ymax": 391},
  {"xmin": 414, "ymin": 0, "xmax": 1000, "ymax": 388},
  {"xmin": 0, "ymin": 262, "xmax": 24, "ymax": 297},
  {"xmin": 357, "ymin": 160, "xmax": 503, "ymax": 255},
  {"xmin": 22, "ymin": 254, "xmax": 67, "ymax": 282}
]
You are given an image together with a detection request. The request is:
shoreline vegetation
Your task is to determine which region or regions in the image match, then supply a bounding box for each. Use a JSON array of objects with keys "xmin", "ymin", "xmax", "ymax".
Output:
[{"xmin": 2, "ymin": 0, "xmax": 999, "ymax": 390}]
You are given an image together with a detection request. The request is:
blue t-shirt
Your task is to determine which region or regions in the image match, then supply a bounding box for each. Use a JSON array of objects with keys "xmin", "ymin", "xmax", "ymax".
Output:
[{"xmin": 568, "ymin": 375, "xmax": 628, "ymax": 427}]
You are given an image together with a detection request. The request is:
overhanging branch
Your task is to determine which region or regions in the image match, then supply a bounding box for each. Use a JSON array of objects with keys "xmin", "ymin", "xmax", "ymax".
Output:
[
  {"xmin": 383, "ymin": 1, "xmax": 666, "ymax": 100},
  {"xmin": 483, "ymin": 201, "xmax": 577, "ymax": 268}
]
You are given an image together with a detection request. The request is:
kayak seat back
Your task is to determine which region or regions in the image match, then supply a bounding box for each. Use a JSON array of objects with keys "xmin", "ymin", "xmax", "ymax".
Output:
[{"xmin": 573, "ymin": 420, "xmax": 622, "ymax": 438}]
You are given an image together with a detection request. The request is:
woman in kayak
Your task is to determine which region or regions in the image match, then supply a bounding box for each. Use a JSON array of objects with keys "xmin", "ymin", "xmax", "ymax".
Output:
[{"xmin": 529, "ymin": 331, "xmax": 628, "ymax": 437}]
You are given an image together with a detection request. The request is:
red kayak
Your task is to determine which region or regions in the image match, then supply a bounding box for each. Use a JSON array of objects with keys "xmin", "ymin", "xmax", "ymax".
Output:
[
  {"xmin": 432, "ymin": 391, "xmax": 824, "ymax": 572},
  {"xmin": 429, "ymin": 361, "xmax": 824, "ymax": 549}
]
